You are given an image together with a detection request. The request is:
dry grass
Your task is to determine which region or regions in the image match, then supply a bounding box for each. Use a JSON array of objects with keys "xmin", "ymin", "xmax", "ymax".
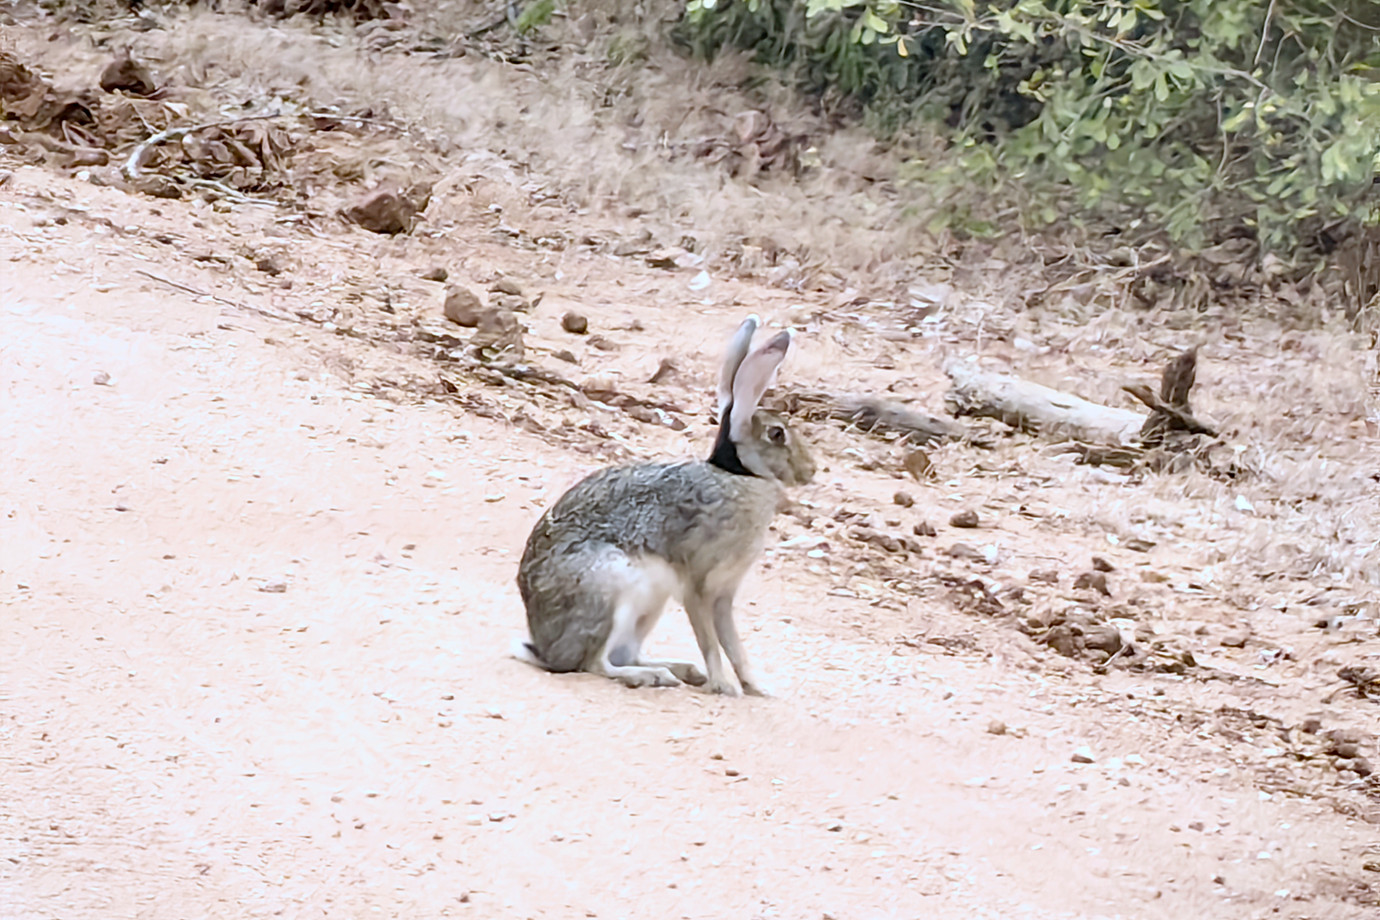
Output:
[{"xmin": 38, "ymin": 0, "xmax": 936, "ymax": 291}]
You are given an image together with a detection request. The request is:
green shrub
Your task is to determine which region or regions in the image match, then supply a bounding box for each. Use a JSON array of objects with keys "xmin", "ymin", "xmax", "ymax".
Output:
[{"xmin": 679, "ymin": 0, "xmax": 1380, "ymax": 254}]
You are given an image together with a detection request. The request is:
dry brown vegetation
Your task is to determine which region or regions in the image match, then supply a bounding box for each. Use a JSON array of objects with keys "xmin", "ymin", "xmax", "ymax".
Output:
[{"xmin": 3, "ymin": 1, "xmax": 1379, "ymax": 916}]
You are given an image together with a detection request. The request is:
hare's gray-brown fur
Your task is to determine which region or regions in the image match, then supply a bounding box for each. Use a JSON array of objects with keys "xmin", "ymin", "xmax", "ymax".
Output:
[{"xmin": 514, "ymin": 317, "xmax": 814, "ymax": 695}]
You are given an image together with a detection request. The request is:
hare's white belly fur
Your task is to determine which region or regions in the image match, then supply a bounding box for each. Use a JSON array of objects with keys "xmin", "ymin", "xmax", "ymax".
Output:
[{"xmin": 601, "ymin": 552, "xmax": 680, "ymax": 663}]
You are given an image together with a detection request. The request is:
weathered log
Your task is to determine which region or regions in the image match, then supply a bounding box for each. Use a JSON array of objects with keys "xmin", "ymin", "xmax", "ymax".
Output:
[
  {"xmin": 943, "ymin": 360, "xmax": 1146, "ymax": 446},
  {"xmin": 771, "ymin": 388, "xmax": 978, "ymax": 446}
]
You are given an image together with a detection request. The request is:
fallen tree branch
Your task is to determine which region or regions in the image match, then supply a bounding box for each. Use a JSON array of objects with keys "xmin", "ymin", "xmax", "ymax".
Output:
[
  {"xmin": 769, "ymin": 388, "xmax": 982, "ymax": 446},
  {"xmin": 944, "ymin": 360, "xmax": 1146, "ymax": 446},
  {"xmin": 1121, "ymin": 383, "xmax": 1219, "ymax": 438}
]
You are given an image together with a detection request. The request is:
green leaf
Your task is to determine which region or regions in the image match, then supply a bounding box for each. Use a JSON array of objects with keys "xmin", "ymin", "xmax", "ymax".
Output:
[
  {"xmin": 514, "ymin": 0, "xmax": 557, "ymax": 34},
  {"xmin": 861, "ymin": 8, "xmax": 890, "ymax": 34},
  {"xmin": 1221, "ymin": 105, "xmax": 1252, "ymax": 133}
]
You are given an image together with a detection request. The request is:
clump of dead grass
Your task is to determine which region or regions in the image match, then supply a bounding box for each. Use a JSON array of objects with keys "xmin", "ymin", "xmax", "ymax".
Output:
[{"xmin": 60, "ymin": 1, "xmax": 938, "ymax": 292}]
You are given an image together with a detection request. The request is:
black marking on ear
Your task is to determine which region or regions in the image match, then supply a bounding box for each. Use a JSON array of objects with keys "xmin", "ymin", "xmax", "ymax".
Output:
[{"xmin": 707, "ymin": 403, "xmax": 756, "ymax": 477}]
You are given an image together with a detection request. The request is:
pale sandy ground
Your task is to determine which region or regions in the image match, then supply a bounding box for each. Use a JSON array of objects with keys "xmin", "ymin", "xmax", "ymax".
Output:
[
  {"xmin": 2, "ymin": 163, "xmax": 1377, "ymax": 919},
  {"xmin": 2, "ymin": 5, "xmax": 1378, "ymax": 915}
]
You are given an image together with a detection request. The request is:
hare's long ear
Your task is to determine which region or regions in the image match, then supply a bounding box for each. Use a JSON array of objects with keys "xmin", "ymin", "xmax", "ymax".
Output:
[
  {"xmin": 729, "ymin": 330, "xmax": 791, "ymax": 441},
  {"xmin": 717, "ymin": 315, "xmax": 760, "ymax": 421}
]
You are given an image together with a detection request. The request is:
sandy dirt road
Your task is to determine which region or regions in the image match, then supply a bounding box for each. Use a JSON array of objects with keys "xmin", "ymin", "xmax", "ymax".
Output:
[{"xmin": 1, "ymin": 166, "xmax": 1376, "ymax": 920}]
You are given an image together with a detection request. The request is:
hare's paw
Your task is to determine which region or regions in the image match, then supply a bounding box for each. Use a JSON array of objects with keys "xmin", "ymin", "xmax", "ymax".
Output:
[
  {"xmin": 704, "ymin": 676, "xmax": 741, "ymax": 697},
  {"xmin": 739, "ymin": 677, "xmax": 772, "ymax": 698},
  {"xmin": 607, "ymin": 665, "xmax": 681, "ymax": 689},
  {"xmin": 652, "ymin": 660, "xmax": 706, "ymax": 686}
]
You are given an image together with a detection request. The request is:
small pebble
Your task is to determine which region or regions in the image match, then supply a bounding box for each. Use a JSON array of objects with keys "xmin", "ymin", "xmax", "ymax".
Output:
[
  {"xmin": 1073, "ymin": 571, "xmax": 1111, "ymax": 596},
  {"xmin": 93, "ymin": 370, "xmax": 112, "ymax": 386},
  {"xmin": 648, "ymin": 358, "xmax": 679, "ymax": 384},
  {"xmin": 950, "ymin": 509, "xmax": 979, "ymax": 528},
  {"xmin": 1328, "ymin": 740, "xmax": 1360, "ymax": 759},
  {"xmin": 1070, "ymin": 746, "xmax": 1095, "ymax": 764},
  {"xmin": 987, "ymin": 720, "xmax": 1007, "ymax": 736},
  {"xmin": 1219, "ymin": 629, "xmax": 1250, "ymax": 648},
  {"xmin": 1091, "ymin": 555, "xmax": 1114, "ymax": 572},
  {"xmin": 442, "ymin": 285, "xmax": 484, "ymax": 327},
  {"xmin": 892, "ymin": 491, "xmax": 914, "ymax": 508},
  {"xmin": 1082, "ymin": 625, "xmax": 1122, "ymax": 654},
  {"xmin": 561, "ymin": 311, "xmax": 589, "ymax": 335},
  {"xmin": 946, "ymin": 542, "xmax": 983, "ymax": 560},
  {"xmin": 903, "ymin": 450, "xmax": 933, "ymax": 480}
]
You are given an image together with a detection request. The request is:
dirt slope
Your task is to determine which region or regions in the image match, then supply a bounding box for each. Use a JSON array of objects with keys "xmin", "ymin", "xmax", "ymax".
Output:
[{"xmin": 3, "ymin": 5, "xmax": 1379, "ymax": 919}]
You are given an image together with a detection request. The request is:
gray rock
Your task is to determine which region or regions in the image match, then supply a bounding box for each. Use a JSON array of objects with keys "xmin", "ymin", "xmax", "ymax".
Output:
[
  {"xmin": 1043, "ymin": 624, "xmax": 1079, "ymax": 657},
  {"xmin": 950, "ymin": 509, "xmax": 980, "ymax": 528},
  {"xmin": 1219, "ymin": 628, "xmax": 1250, "ymax": 648},
  {"xmin": 471, "ymin": 309, "xmax": 524, "ymax": 360},
  {"xmin": 1083, "ymin": 625, "xmax": 1123, "ymax": 654},
  {"xmin": 443, "ymin": 286, "xmax": 484, "ymax": 327},
  {"xmin": 343, "ymin": 184, "xmax": 426, "ymax": 235},
  {"xmin": 561, "ymin": 311, "xmax": 589, "ymax": 335},
  {"xmin": 1074, "ymin": 571, "xmax": 1111, "ymax": 596},
  {"xmin": 946, "ymin": 542, "xmax": 983, "ymax": 560}
]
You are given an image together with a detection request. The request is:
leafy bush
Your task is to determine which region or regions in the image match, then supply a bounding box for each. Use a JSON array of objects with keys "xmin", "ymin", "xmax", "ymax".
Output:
[{"xmin": 679, "ymin": 0, "xmax": 1380, "ymax": 255}]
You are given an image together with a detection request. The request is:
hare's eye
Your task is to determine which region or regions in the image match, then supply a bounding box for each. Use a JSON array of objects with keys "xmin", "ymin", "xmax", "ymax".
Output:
[{"xmin": 767, "ymin": 425, "xmax": 787, "ymax": 445}]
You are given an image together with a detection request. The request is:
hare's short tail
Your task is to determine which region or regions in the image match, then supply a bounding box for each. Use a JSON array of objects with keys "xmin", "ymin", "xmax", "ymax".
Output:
[{"xmin": 510, "ymin": 636, "xmax": 553, "ymax": 671}]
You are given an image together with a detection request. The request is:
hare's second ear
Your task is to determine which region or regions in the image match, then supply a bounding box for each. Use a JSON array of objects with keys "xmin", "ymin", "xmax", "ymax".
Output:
[
  {"xmin": 729, "ymin": 330, "xmax": 791, "ymax": 441},
  {"xmin": 717, "ymin": 315, "xmax": 759, "ymax": 421}
]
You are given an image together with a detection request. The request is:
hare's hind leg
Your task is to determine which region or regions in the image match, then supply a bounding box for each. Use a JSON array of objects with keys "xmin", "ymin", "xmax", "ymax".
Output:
[
  {"xmin": 593, "ymin": 608, "xmax": 680, "ymax": 688},
  {"xmin": 637, "ymin": 657, "xmax": 707, "ymax": 686},
  {"xmin": 630, "ymin": 587, "xmax": 707, "ymax": 686},
  {"xmin": 590, "ymin": 557, "xmax": 683, "ymax": 689},
  {"xmin": 592, "ymin": 658, "xmax": 682, "ymax": 688}
]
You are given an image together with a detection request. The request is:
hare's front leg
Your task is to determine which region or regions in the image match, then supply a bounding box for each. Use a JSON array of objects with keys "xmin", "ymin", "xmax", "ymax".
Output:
[
  {"xmin": 684, "ymin": 591, "xmax": 736, "ymax": 695},
  {"xmin": 713, "ymin": 593, "xmax": 767, "ymax": 697}
]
